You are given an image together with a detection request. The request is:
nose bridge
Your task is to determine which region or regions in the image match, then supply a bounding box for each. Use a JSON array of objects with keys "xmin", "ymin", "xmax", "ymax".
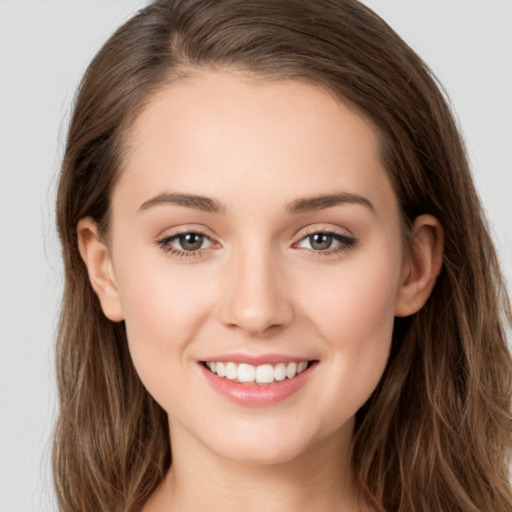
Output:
[{"xmin": 219, "ymin": 242, "xmax": 294, "ymax": 335}]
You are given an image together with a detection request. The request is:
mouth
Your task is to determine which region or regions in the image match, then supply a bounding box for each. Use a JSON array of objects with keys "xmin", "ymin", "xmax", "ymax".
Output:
[
  {"xmin": 202, "ymin": 360, "xmax": 316, "ymax": 385},
  {"xmin": 200, "ymin": 358, "xmax": 318, "ymax": 406}
]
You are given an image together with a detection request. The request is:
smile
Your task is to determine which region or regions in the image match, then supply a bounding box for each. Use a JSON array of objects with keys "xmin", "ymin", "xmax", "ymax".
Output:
[
  {"xmin": 205, "ymin": 361, "xmax": 309, "ymax": 384},
  {"xmin": 200, "ymin": 358, "xmax": 318, "ymax": 406}
]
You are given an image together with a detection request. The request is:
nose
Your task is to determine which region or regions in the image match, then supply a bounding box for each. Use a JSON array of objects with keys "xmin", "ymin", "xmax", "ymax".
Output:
[{"xmin": 218, "ymin": 250, "xmax": 294, "ymax": 337}]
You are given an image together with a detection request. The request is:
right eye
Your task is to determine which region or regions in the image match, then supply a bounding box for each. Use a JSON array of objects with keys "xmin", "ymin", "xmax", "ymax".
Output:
[{"xmin": 156, "ymin": 231, "xmax": 214, "ymax": 258}]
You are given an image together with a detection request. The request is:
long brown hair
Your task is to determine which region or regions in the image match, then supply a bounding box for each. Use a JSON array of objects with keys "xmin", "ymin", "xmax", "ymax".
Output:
[{"xmin": 53, "ymin": 1, "xmax": 512, "ymax": 511}]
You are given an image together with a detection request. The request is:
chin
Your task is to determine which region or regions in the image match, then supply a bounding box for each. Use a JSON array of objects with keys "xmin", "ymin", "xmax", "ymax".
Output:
[
  {"xmin": 214, "ymin": 438, "xmax": 310, "ymax": 466},
  {"xmin": 197, "ymin": 417, "xmax": 328, "ymax": 466}
]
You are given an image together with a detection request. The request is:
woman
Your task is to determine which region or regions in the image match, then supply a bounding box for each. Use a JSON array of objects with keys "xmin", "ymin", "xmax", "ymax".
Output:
[{"xmin": 53, "ymin": 0, "xmax": 512, "ymax": 511}]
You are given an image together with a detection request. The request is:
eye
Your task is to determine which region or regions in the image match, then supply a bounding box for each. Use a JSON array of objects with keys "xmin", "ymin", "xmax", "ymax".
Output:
[
  {"xmin": 295, "ymin": 230, "xmax": 357, "ymax": 253},
  {"xmin": 303, "ymin": 233, "xmax": 335, "ymax": 251},
  {"xmin": 156, "ymin": 231, "xmax": 214, "ymax": 257},
  {"xmin": 175, "ymin": 232, "xmax": 210, "ymax": 251}
]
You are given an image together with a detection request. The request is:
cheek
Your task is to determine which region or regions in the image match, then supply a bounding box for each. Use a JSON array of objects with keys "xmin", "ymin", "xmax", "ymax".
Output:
[
  {"xmin": 112, "ymin": 249, "xmax": 216, "ymax": 407},
  {"xmin": 298, "ymin": 245, "xmax": 402, "ymax": 405},
  {"xmin": 303, "ymin": 241, "xmax": 400, "ymax": 334},
  {"xmin": 315, "ymin": 265, "xmax": 398, "ymax": 346},
  {"xmin": 115, "ymin": 237, "xmax": 213, "ymax": 334}
]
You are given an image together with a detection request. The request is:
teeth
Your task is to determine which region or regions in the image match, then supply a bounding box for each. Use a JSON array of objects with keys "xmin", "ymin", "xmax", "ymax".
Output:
[
  {"xmin": 205, "ymin": 360, "xmax": 310, "ymax": 384},
  {"xmin": 238, "ymin": 363, "xmax": 256, "ymax": 383},
  {"xmin": 274, "ymin": 363, "xmax": 287, "ymax": 381},
  {"xmin": 226, "ymin": 362, "xmax": 238, "ymax": 380},
  {"xmin": 216, "ymin": 362, "xmax": 226, "ymax": 377},
  {"xmin": 297, "ymin": 361, "xmax": 308, "ymax": 373},
  {"xmin": 286, "ymin": 362, "xmax": 297, "ymax": 379},
  {"xmin": 255, "ymin": 364, "xmax": 274, "ymax": 384}
]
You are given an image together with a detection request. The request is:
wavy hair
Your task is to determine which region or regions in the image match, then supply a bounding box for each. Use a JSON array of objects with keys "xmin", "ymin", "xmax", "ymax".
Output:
[{"xmin": 53, "ymin": 1, "xmax": 512, "ymax": 511}]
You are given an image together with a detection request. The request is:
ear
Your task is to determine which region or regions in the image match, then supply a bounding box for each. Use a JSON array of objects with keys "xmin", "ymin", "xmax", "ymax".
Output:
[
  {"xmin": 395, "ymin": 214, "xmax": 444, "ymax": 317},
  {"xmin": 77, "ymin": 217, "xmax": 124, "ymax": 322}
]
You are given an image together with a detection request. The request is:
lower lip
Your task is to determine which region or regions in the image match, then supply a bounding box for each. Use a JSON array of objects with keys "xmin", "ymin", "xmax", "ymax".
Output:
[{"xmin": 200, "ymin": 362, "xmax": 317, "ymax": 406}]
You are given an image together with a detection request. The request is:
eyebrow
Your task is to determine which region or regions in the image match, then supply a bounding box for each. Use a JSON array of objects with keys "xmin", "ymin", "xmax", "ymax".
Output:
[
  {"xmin": 138, "ymin": 193, "xmax": 224, "ymax": 213},
  {"xmin": 137, "ymin": 191, "xmax": 375, "ymax": 215},
  {"xmin": 286, "ymin": 192, "xmax": 375, "ymax": 214}
]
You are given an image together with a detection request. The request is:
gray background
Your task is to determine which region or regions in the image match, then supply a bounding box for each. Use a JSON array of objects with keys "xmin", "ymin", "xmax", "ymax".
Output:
[{"xmin": 0, "ymin": 1, "xmax": 511, "ymax": 510}]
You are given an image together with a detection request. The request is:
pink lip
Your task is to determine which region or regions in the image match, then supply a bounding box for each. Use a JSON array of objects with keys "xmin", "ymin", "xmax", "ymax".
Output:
[{"xmin": 199, "ymin": 361, "xmax": 317, "ymax": 407}]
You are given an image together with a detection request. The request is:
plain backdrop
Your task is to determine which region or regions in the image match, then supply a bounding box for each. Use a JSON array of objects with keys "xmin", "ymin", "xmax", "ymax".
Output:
[{"xmin": 0, "ymin": 1, "xmax": 511, "ymax": 510}]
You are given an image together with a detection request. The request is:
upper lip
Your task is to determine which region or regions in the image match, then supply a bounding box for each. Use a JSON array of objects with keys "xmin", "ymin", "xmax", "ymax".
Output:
[{"xmin": 201, "ymin": 353, "xmax": 315, "ymax": 365}]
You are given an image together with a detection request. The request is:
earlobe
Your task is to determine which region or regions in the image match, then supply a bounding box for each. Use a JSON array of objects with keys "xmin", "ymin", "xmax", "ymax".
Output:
[
  {"xmin": 77, "ymin": 217, "xmax": 124, "ymax": 322},
  {"xmin": 395, "ymin": 214, "xmax": 444, "ymax": 317}
]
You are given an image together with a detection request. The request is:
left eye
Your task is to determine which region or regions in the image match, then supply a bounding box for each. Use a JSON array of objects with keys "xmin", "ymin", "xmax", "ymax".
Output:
[{"xmin": 296, "ymin": 232, "xmax": 355, "ymax": 251}]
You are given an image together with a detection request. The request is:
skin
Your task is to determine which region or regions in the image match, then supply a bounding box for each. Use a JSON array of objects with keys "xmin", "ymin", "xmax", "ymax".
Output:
[{"xmin": 78, "ymin": 71, "xmax": 443, "ymax": 511}]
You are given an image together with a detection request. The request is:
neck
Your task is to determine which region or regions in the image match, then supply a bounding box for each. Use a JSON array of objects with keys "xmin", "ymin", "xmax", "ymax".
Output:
[{"xmin": 144, "ymin": 419, "xmax": 371, "ymax": 512}]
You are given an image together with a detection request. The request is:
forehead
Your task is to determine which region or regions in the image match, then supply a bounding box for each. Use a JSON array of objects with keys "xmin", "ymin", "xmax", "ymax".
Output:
[{"xmin": 116, "ymin": 71, "xmax": 396, "ymax": 215}]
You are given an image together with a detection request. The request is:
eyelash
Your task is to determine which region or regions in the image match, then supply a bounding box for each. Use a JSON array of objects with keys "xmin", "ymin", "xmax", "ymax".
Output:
[{"xmin": 155, "ymin": 229, "xmax": 357, "ymax": 259}]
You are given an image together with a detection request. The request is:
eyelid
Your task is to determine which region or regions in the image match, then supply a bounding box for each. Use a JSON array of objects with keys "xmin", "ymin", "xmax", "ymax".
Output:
[
  {"xmin": 154, "ymin": 223, "xmax": 217, "ymax": 239},
  {"xmin": 293, "ymin": 224, "xmax": 355, "ymax": 242},
  {"xmin": 302, "ymin": 223, "xmax": 351, "ymax": 233}
]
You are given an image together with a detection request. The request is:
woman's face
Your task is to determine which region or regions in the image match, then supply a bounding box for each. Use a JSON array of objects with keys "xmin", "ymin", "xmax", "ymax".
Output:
[{"xmin": 104, "ymin": 71, "xmax": 408, "ymax": 464}]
